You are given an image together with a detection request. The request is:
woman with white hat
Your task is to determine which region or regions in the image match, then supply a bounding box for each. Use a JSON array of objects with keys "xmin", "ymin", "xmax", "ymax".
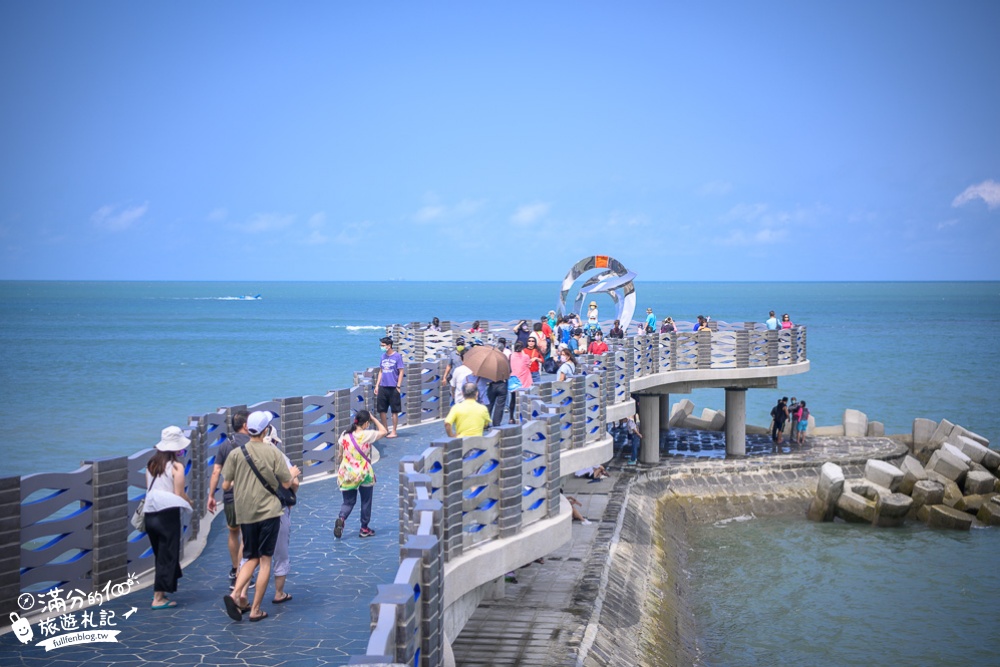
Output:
[{"xmin": 144, "ymin": 426, "xmax": 193, "ymax": 609}]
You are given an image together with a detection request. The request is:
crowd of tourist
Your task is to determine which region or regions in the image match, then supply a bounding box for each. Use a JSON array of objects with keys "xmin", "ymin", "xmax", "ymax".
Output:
[{"xmin": 770, "ymin": 395, "xmax": 810, "ymax": 446}]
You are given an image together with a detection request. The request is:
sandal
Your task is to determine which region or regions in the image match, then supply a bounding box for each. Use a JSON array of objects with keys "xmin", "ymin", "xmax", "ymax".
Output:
[
  {"xmin": 249, "ymin": 611, "xmax": 268, "ymax": 622},
  {"xmin": 272, "ymin": 593, "xmax": 292, "ymax": 604},
  {"xmin": 151, "ymin": 600, "xmax": 177, "ymax": 609}
]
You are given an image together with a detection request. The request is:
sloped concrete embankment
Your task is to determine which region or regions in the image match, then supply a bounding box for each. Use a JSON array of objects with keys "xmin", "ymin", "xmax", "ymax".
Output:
[{"xmin": 585, "ymin": 454, "xmax": 901, "ymax": 666}]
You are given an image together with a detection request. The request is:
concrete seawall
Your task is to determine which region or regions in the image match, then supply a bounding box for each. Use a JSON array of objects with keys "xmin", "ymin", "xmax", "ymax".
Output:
[{"xmin": 451, "ymin": 433, "xmax": 908, "ymax": 666}]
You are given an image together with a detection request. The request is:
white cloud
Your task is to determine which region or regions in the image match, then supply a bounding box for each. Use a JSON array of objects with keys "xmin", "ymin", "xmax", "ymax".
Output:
[
  {"xmin": 607, "ymin": 211, "xmax": 648, "ymax": 228},
  {"xmin": 936, "ymin": 219, "xmax": 959, "ymax": 231},
  {"xmin": 717, "ymin": 202, "xmax": 822, "ymax": 246},
  {"xmin": 304, "ymin": 212, "xmax": 328, "ymax": 245},
  {"xmin": 415, "ymin": 205, "xmax": 446, "ymax": 222},
  {"xmin": 91, "ymin": 202, "xmax": 149, "ymax": 231},
  {"xmin": 334, "ymin": 221, "xmax": 372, "ymax": 245},
  {"xmin": 413, "ymin": 198, "xmax": 485, "ymax": 223},
  {"xmin": 232, "ymin": 212, "xmax": 295, "ymax": 233},
  {"xmin": 207, "ymin": 207, "xmax": 229, "ymax": 222},
  {"xmin": 510, "ymin": 202, "xmax": 550, "ymax": 226},
  {"xmin": 952, "ymin": 179, "xmax": 1000, "ymax": 210},
  {"xmin": 697, "ymin": 181, "xmax": 732, "ymax": 197}
]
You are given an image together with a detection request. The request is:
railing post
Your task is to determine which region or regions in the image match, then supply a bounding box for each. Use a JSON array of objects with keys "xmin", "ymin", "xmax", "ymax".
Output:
[
  {"xmin": 404, "ymin": 362, "xmax": 423, "ymax": 426},
  {"xmin": 403, "ymin": 533, "xmax": 443, "ymax": 667},
  {"xmin": 766, "ymin": 330, "xmax": 780, "ymax": 366},
  {"xmin": 278, "ymin": 396, "xmax": 304, "ymax": 470},
  {"xmin": 434, "ymin": 437, "xmax": 464, "ymax": 561},
  {"xmin": 736, "ymin": 330, "xmax": 750, "ymax": 368},
  {"xmin": 697, "ymin": 329, "xmax": 712, "ymax": 369},
  {"xmin": 88, "ymin": 456, "xmax": 129, "ymax": 592},
  {"xmin": 0, "ymin": 475, "xmax": 18, "ymax": 618},
  {"xmin": 497, "ymin": 424, "xmax": 523, "ymax": 539},
  {"xmin": 545, "ymin": 414, "xmax": 562, "ymax": 517},
  {"xmin": 185, "ymin": 419, "xmax": 205, "ymax": 539},
  {"xmin": 569, "ymin": 375, "xmax": 586, "ymax": 450}
]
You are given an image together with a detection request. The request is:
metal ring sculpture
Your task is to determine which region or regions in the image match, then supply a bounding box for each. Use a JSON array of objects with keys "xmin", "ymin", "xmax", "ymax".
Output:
[{"xmin": 557, "ymin": 255, "xmax": 637, "ymax": 327}]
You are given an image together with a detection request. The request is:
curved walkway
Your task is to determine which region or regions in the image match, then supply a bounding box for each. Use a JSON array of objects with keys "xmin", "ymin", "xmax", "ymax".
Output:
[{"xmin": 0, "ymin": 420, "xmax": 445, "ymax": 667}]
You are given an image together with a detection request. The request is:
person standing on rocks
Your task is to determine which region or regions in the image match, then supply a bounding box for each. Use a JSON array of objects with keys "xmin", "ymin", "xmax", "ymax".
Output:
[
  {"xmin": 770, "ymin": 397, "xmax": 788, "ymax": 445},
  {"xmin": 788, "ymin": 397, "xmax": 801, "ymax": 439},
  {"xmin": 796, "ymin": 401, "xmax": 809, "ymax": 444}
]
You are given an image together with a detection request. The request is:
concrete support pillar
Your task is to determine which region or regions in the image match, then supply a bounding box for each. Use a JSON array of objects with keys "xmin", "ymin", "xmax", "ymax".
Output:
[
  {"xmin": 638, "ymin": 396, "xmax": 660, "ymax": 465},
  {"xmin": 724, "ymin": 388, "xmax": 747, "ymax": 458},
  {"xmin": 658, "ymin": 394, "xmax": 670, "ymax": 430}
]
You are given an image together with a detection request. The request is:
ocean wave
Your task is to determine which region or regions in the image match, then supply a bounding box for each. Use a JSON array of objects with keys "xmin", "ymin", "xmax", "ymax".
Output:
[
  {"xmin": 712, "ymin": 513, "xmax": 756, "ymax": 527},
  {"xmin": 333, "ymin": 325, "xmax": 385, "ymax": 332},
  {"xmin": 184, "ymin": 296, "xmax": 263, "ymax": 301}
]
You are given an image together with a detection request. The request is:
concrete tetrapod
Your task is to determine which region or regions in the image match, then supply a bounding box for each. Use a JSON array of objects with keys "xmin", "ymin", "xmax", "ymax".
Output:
[{"xmin": 806, "ymin": 462, "xmax": 845, "ymax": 522}]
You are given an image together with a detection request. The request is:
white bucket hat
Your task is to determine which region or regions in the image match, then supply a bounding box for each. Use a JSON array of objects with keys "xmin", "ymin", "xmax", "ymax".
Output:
[{"xmin": 155, "ymin": 426, "xmax": 190, "ymax": 452}]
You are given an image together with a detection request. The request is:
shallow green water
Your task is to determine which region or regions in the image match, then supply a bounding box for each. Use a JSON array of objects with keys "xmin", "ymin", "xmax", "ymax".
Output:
[{"xmin": 687, "ymin": 516, "xmax": 1000, "ymax": 666}]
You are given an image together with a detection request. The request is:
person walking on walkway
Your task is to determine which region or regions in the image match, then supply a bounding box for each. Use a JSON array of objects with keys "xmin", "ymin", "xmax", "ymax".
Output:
[
  {"xmin": 207, "ymin": 410, "xmax": 249, "ymax": 587},
  {"xmin": 445, "ymin": 383, "xmax": 492, "ymax": 437},
  {"xmin": 375, "ymin": 337, "xmax": 404, "ymax": 438},
  {"xmin": 335, "ymin": 410, "xmax": 387, "ymax": 540},
  {"xmin": 144, "ymin": 426, "xmax": 193, "ymax": 609},
  {"xmin": 222, "ymin": 411, "xmax": 295, "ymax": 622}
]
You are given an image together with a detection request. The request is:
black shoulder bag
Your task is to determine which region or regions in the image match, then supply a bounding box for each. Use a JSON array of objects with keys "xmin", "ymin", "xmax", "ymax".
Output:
[{"xmin": 239, "ymin": 444, "xmax": 297, "ymax": 507}]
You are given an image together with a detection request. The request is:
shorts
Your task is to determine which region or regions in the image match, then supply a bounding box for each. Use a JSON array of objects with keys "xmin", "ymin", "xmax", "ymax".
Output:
[
  {"xmin": 224, "ymin": 502, "xmax": 238, "ymax": 529},
  {"xmin": 797, "ymin": 421, "xmax": 808, "ymax": 432},
  {"xmin": 240, "ymin": 515, "xmax": 281, "ymax": 560},
  {"xmin": 376, "ymin": 385, "xmax": 402, "ymax": 414}
]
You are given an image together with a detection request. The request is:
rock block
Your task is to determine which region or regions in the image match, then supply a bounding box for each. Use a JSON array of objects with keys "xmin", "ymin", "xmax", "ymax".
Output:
[
  {"xmin": 954, "ymin": 493, "xmax": 995, "ymax": 514},
  {"xmin": 926, "ymin": 446, "xmax": 969, "ymax": 484},
  {"xmin": 927, "ymin": 472, "xmax": 964, "ymax": 508},
  {"xmin": 910, "ymin": 480, "xmax": 945, "ymax": 512},
  {"xmin": 843, "ymin": 409, "xmax": 869, "ymax": 437},
  {"xmin": 682, "ymin": 416, "xmax": 714, "ymax": 431},
  {"xmin": 963, "ymin": 470, "xmax": 996, "ymax": 496},
  {"xmin": 873, "ymin": 492, "xmax": 913, "ymax": 527},
  {"xmin": 670, "ymin": 399, "xmax": 695, "ymax": 427},
  {"xmin": 953, "ymin": 435, "xmax": 990, "ymax": 464},
  {"xmin": 912, "ymin": 418, "xmax": 937, "ymax": 450},
  {"xmin": 982, "ymin": 448, "xmax": 1000, "ymax": 473},
  {"xmin": 929, "ymin": 419, "xmax": 956, "ymax": 448},
  {"xmin": 924, "ymin": 504, "xmax": 973, "ymax": 530},
  {"xmin": 977, "ymin": 501, "xmax": 1000, "ymax": 526},
  {"xmin": 864, "ymin": 460, "xmax": 903, "ymax": 493},
  {"xmin": 812, "ymin": 425, "xmax": 845, "ymax": 437},
  {"xmin": 835, "ymin": 488, "xmax": 876, "ymax": 523},
  {"xmin": 816, "ymin": 462, "xmax": 845, "ymax": 505},
  {"xmin": 866, "ymin": 421, "xmax": 885, "ymax": 437},
  {"xmin": 898, "ymin": 456, "xmax": 927, "ymax": 496},
  {"xmin": 698, "ymin": 408, "xmax": 725, "ymax": 431}
]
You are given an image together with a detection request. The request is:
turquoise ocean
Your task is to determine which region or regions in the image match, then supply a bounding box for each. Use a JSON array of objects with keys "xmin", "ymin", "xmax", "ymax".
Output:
[{"xmin": 2, "ymin": 280, "xmax": 999, "ymax": 665}]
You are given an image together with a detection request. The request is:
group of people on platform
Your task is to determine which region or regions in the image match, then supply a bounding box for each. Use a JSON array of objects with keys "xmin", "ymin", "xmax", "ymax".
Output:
[
  {"xmin": 765, "ymin": 310, "xmax": 795, "ymax": 330},
  {"xmin": 770, "ymin": 396, "xmax": 810, "ymax": 446}
]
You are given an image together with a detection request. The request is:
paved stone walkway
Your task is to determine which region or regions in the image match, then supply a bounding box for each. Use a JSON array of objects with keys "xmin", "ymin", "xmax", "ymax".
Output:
[{"xmin": 0, "ymin": 420, "xmax": 446, "ymax": 667}]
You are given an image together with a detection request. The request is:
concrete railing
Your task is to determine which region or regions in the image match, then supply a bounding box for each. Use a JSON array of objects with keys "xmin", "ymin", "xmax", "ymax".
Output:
[{"xmin": 3, "ymin": 318, "xmax": 806, "ymax": 664}]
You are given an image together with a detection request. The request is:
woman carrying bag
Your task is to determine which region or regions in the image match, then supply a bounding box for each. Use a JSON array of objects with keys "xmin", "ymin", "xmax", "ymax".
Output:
[
  {"xmin": 334, "ymin": 410, "xmax": 387, "ymax": 539},
  {"xmin": 144, "ymin": 426, "xmax": 193, "ymax": 609}
]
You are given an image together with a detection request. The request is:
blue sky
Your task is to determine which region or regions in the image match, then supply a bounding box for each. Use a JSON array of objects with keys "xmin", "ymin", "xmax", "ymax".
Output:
[{"xmin": 1, "ymin": 1, "xmax": 998, "ymax": 281}]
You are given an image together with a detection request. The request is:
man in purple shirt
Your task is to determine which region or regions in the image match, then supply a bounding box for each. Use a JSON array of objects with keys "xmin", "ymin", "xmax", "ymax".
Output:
[{"xmin": 375, "ymin": 336, "xmax": 405, "ymax": 438}]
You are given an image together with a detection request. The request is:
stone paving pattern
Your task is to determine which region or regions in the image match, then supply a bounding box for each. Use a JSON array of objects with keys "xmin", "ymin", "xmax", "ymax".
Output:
[{"xmin": 1, "ymin": 425, "xmax": 909, "ymax": 667}]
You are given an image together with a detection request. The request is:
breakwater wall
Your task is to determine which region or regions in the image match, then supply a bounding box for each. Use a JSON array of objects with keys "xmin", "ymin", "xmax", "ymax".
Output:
[{"xmin": 2, "ymin": 318, "xmax": 807, "ymax": 667}]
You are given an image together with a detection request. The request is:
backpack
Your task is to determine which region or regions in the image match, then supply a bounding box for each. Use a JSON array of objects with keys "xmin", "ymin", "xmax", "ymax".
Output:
[{"xmin": 542, "ymin": 357, "xmax": 558, "ymax": 374}]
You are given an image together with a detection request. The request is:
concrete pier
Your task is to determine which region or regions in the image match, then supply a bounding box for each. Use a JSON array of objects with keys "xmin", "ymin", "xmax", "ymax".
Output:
[{"xmin": 725, "ymin": 388, "xmax": 747, "ymax": 457}]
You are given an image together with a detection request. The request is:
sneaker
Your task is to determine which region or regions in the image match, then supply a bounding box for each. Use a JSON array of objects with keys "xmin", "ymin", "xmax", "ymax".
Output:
[
  {"xmin": 626, "ymin": 458, "xmax": 637, "ymax": 466},
  {"xmin": 359, "ymin": 527, "xmax": 376, "ymax": 538},
  {"xmin": 228, "ymin": 567, "xmax": 237, "ymax": 583},
  {"xmin": 334, "ymin": 517, "xmax": 344, "ymax": 539}
]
